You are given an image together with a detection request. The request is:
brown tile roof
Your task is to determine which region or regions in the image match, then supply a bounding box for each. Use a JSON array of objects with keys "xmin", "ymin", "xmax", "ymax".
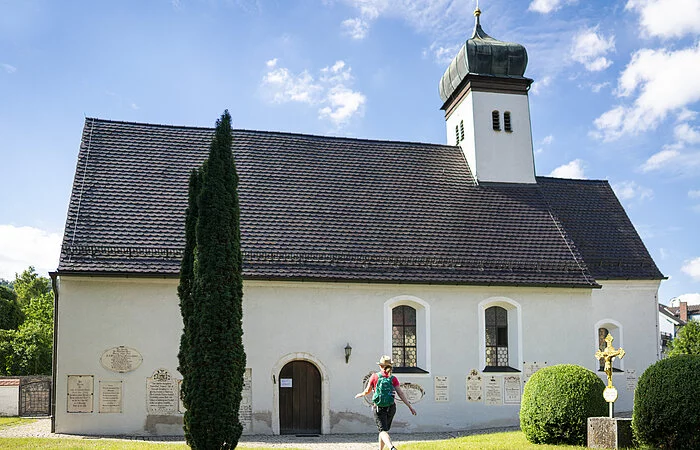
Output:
[{"xmin": 56, "ymin": 118, "xmax": 662, "ymax": 286}]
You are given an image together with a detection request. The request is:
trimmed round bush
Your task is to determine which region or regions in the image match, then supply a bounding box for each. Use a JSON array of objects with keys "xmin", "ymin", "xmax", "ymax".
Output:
[
  {"xmin": 633, "ymin": 355, "xmax": 700, "ymax": 450},
  {"xmin": 520, "ymin": 364, "xmax": 606, "ymax": 445}
]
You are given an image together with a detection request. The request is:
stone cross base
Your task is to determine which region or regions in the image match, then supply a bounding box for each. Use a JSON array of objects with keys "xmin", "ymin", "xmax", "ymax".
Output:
[{"xmin": 587, "ymin": 417, "xmax": 633, "ymax": 449}]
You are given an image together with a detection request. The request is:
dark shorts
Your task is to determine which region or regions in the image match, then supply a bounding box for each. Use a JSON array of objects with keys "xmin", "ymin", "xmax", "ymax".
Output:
[{"xmin": 373, "ymin": 403, "xmax": 396, "ymax": 432}]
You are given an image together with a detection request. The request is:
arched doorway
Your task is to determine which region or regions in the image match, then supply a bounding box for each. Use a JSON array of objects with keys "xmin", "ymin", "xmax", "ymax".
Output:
[{"xmin": 278, "ymin": 360, "xmax": 321, "ymax": 435}]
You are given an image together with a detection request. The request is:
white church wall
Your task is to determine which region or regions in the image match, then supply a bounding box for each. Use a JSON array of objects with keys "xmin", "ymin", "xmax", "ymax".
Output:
[
  {"xmin": 446, "ymin": 90, "xmax": 535, "ymax": 184},
  {"xmin": 54, "ymin": 276, "xmax": 660, "ymax": 435}
]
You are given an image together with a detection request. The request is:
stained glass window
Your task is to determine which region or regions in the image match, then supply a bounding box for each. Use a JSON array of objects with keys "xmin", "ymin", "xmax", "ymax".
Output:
[
  {"xmin": 392, "ymin": 305, "xmax": 417, "ymax": 368},
  {"xmin": 485, "ymin": 306, "xmax": 508, "ymax": 367}
]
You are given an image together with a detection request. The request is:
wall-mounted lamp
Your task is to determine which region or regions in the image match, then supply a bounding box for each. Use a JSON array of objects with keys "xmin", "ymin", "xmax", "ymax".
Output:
[{"xmin": 344, "ymin": 343, "xmax": 352, "ymax": 364}]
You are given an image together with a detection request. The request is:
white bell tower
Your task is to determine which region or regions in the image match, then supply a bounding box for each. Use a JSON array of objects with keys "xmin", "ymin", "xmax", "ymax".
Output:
[{"xmin": 439, "ymin": 7, "xmax": 536, "ymax": 184}]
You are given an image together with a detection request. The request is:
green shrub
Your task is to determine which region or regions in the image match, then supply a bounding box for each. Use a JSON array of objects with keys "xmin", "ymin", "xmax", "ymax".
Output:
[
  {"xmin": 520, "ymin": 364, "xmax": 606, "ymax": 445},
  {"xmin": 632, "ymin": 355, "xmax": 700, "ymax": 450}
]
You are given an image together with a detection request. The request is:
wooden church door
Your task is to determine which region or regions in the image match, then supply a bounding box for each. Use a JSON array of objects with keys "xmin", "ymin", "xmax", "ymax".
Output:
[{"xmin": 279, "ymin": 360, "xmax": 321, "ymax": 435}]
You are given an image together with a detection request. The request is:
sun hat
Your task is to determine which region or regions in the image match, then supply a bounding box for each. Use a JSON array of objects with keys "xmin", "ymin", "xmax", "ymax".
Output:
[{"xmin": 376, "ymin": 355, "xmax": 394, "ymax": 366}]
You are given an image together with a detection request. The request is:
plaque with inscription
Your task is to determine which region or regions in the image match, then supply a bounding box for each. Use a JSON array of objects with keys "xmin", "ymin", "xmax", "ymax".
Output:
[
  {"xmin": 626, "ymin": 369, "xmax": 637, "ymax": 392},
  {"xmin": 503, "ymin": 375, "xmax": 521, "ymax": 405},
  {"xmin": 434, "ymin": 376, "xmax": 449, "ymax": 402},
  {"xmin": 67, "ymin": 375, "xmax": 94, "ymax": 413},
  {"xmin": 99, "ymin": 380, "xmax": 123, "ymax": 413},
  {"xmin": 147, "ymin": 368, "xmax": 177, "ymax": 414},
  {"xmin": 101, "ymin": 346, "xmax": 143, "ymax": 373},
  {"xmin": 466, "ymin": 369, "xmax": 483, "ymax": 402},
  {"xmin": 522, "ymin": 361, "xmax": 548, "ymax": 384},
  {"xmin": 484, "ymin": 376, "xmax": 502, "ymax": 406},
  {"xmin": 397, "ymin": 382, "xmax": 425, "ymax": 404},
  {"xmin": 239, "ymin": 368, "xmax": 252, "ymax": 432}
]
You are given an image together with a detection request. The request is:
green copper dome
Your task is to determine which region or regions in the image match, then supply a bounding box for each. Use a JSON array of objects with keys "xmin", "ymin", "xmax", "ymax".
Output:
[{"xmin": 439, "ymin": 10, "xmax": 528, "ymax": 104}]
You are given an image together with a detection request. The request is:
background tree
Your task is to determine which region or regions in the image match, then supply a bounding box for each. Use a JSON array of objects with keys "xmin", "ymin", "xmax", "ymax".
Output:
[
  {"xmin": 178, "ymin": 167, "xmax": 201, "ymax": 444},
  {"xmin": 668, "ymin": 320, "xmax": 700, "ymax": 356},
  {"xmin": 182, "ymin": 111, "xmax": 246, "ymax": 449},
  {"xmin": 0, "ymin": 286, "xmax": 24, "ymax": 330},
  {"xmin": 0, "ymin": 268, "xmax": 53, "ymax": 375}
]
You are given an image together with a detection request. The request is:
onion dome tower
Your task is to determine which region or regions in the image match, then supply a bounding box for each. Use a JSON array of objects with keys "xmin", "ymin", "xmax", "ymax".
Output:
[{"xmin": 440, "ymin": 7, "xmax": 536, "ymax": 184}]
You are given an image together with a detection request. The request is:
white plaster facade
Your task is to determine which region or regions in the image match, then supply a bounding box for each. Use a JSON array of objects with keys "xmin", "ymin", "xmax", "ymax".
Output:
[
  {"xmin": 445, "ymin": 89, "xmax": 536, "ymax": 184},
  {"xmin": 53, "ymin": 275, "xmax": 660, "ymax": 435}
]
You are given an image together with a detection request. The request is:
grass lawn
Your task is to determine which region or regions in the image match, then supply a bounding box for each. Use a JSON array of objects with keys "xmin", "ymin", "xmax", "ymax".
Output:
[
  {"xmin": 403, "ymin": 431, "xmax": 588, "ymax": 449},
  {"xmin": 0, "ymin": 417, "xmax": 36, "ymax": 429}
]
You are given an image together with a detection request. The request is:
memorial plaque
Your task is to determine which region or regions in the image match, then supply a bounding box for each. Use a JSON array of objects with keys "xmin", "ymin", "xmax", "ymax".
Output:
[
  {"xmin": 67, "ymin": 375, "xmax": 94, "ymax": 413},
  {"xmin": 397, "ymin": 382, "xmax": 425, "ymax": 404},
  {"xmin": 434, "ymin": 376, "xmax": 449, "ymax": 402},
  {"xmin": 99, "ymin": 380, "xmax": 123, "ymax": 413},
  {"xmin": 100, "ymin": 346, "xmax": 143, "ymax": 373},
  {"xmin": 147, "ymin": 368, "xmax": 177, "ymax": 414},
  {"xmin": 503, "ymin": 375, "xmax": 521, "ymax": 405},
  {"xmin": 522, "ymin": 361, "xmax": 547, "ymax": 384},
  {"xmin": 466, "ymin": 369, "xmax": 482, "ymax": 402},
  {"xmin": 177, "ymin": 379, "xmax": 185, "ymax": 413},
  {"xmin": 625, "ymin": 369, "xmax": 637, "ymax": 392},
  {"xmin": 484, "ymin": 376, "xmax": 502, "ymax": 406},
  {"xmin": 239, "ymin": 368, "xmax": 252, "ymax": 432}
]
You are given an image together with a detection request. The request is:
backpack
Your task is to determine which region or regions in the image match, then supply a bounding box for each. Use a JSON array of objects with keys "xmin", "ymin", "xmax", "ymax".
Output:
[{"xmin": 372, "ymin": 373, "xmax": 396, "ymax": 407}]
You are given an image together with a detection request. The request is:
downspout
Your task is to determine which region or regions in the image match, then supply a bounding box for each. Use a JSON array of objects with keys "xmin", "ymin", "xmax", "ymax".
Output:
[{"xmin": 49, "ymin": 272, "xmax": 59, "ymax": 433}]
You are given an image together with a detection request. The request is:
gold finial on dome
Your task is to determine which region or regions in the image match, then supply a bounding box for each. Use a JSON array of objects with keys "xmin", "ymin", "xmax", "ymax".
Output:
[{"xmin": 474, "ymin": 0, "xmax": 481, "ymax": 16}]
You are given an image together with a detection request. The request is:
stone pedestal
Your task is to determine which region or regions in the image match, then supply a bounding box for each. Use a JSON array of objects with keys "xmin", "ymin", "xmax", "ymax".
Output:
[{"xmin": 587, "ymin": 417, "xmax": 633, "ymax": 449}]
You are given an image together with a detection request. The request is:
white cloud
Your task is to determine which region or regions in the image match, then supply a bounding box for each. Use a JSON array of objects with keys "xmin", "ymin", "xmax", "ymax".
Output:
[
  {"xmin": 640, "ymin": 148, "xmax": 681, "ymax": 172},
  {"xmin": 593, "ymin": 43, "xmax": 700, "ymax": 141},
  {"xmin": 677, "ymin": 108, "xmax": 697, "ymax": 123},
  {"xmin": 261, "ymin": 59, "xmax": 366, "ymax": 126},
  {"xmin": 541, "ymin": 135, "xmax": 554, "ymax": 145},
  {"xmin": 682, "ymin": 257, "xmax": 700, "ymax": 281},
  {"xmin": 626, "ymin": 0, "xmax": 700, "ymax": 39},
  {"xmin": 612, "ymin": 180, "xmax": 653, "ymax": 202},
  {"xmin": 675, "ymin": 122, "xmax": 700, "ymax": 144},
  {"xmin": 0, "ymin": 225, "xmax": 62, "ymax": 281},
  {"xmin": 591, "ymin": 82, "xmax": 610, "ymax": 93},
  {"xmin": 570, "ymin": 26, "xmax": 615, "ymax": 72},
  {"xmin": 530, "ymin": 75, "xmax": 553, "ymax": 95},
  {"xmin": 425, "ymin": 42, "xmax": 460, "ymax": 65},
  {"xmin": 669, "ymin": 292, "xmax": 700, "ymax": 306},
  {"xmin": 689, "ymin": 190, "xmax": 700, "ymax": 199},
  {"xmin": 342, "ymin": 17, "xmax": 370, "ymax": 40},
  {"xmin": 528, "ymin": 0, "xmax": 564, "ymax": 14},
  {"xmin": 2, "ymin": 63, "xmax": 17, "ymax": 74},
  {"xmin": 548, "ymin": 159, "xmax": 586, "ymax": 179}
]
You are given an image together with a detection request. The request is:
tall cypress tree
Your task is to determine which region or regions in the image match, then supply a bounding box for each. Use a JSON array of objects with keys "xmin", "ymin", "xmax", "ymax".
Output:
[
  {"xmin": 182, "ymin": 111, "xmax": 246, "ymax": 449},
  {"xmin": 177, "ymin": 167, "xmax": 201, "ymax": 444}
]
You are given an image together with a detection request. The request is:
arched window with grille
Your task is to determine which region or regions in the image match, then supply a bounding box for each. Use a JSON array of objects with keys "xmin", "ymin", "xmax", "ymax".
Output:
[
  {"xmin": 392, "ymin": 305, "xmax": 417, "ymax": 368},
  {"xmin": 492, "ymin": 110, "xmax": 501, "ymax": 131},
  {"xmin": 504, "ymin": 111, "xmax": 512, "ymax": 132},
  {"xmin": 485, "ymin": 306, "xmax": 508, "ymax": 368},
  {"xmin": 459, "ymin": 120, "xmax": 465, "ymax": 140},
  {"xmin": 455, "ymin": 125, "xmax": 460, "ymax": 143}
]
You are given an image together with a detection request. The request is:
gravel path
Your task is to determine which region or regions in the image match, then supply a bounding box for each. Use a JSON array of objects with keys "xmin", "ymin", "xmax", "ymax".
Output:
[{"xmin": 0, "ymin": 418, "xmax": 519, "ymax": 449}]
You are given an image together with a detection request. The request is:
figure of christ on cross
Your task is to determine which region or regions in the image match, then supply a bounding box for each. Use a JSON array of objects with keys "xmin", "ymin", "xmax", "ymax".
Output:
[{"xmin": 595, "ymin": 334, "xmax": 625, "ymax": 389}]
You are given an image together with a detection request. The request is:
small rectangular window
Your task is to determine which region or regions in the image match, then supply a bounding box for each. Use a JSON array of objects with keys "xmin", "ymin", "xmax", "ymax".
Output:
[
  {"xmin": 504, "ymin": 112, "xmax": 512, "ymax": 132},
  {"xmin": 492, "ymin": 111, "xmax": 500, "ymax": 131},
  {"xmin": 459, "ymin": 120, "xmax": 465, "ymax": 140}
]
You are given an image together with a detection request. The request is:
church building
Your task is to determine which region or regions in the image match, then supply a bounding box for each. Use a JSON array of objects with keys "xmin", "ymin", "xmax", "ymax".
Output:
[{"xmin": 51, "ymin": 9, "xmax": 663, "ymax": 436}]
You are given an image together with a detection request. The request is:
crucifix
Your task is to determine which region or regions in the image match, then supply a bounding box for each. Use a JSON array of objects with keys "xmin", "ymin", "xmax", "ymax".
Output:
[{"xmin": 595, "ymin": 333, "xmax": 625, "ymax": 417}]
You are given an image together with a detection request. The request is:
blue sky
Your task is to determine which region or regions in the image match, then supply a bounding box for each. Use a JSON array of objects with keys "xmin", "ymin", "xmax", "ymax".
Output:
[{"xmin": 1, "ymin": 0, "xmax": 699, "ymax": 305}]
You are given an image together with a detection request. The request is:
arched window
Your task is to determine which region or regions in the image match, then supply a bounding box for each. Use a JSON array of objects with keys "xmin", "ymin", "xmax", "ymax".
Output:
[
  {"xmin": 492, "ymin": 110, "xmax": 501, "ymax": 131},
  {"xmin": 459, "ymin": 120, "xmax": 465, "ymax": 140},
  {"xmin": 485, "ymin": 306, "xmax": 508, "ymax": 367},
  {"xmin": 594, "ymin": 320, "xmax": 623, "ymax": 373},
  {"xmin": 504, "ymin": 111, "xmax": 512, "ymax": 132},
  {"xmin": 392, "ymin": 305, "xmax": 417, "ymax": 368}
]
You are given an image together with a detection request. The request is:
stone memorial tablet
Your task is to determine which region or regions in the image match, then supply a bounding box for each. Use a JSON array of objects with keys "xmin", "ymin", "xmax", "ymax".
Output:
[
  {"xmin": 434, "ymin": 376, "xmax": 449, "ymax": 402},
  {"xmin": 625, "ymin": 369, "xmax": 637, "ymax": 392},
  {"xmin": 522, "ymin": 361, "xmax": 547, "ymax": 384},
  {"xmin": 100, "ymin": 346, "xmax": 143, "ymax": 373},
  {"xmin": 239, "ymin": 368, "xmax": 253, "ymax": 432},
  {"xmin": 503, "ymin": 375, "xmax": 521, "ymax": 404},
  {"xmin": 67, "ymin": 375, "xmax": 94, "ymax": 413},
  {"xmin": 484, "ymin": 376, "xmax": 502, "ymax": 406},
  {"xmin": 466, "ymin": 369, "xmax": 482, "ymax": 402},
  {"xmin": 397, "ymin": 382, "xmax": 425, "ymax": 404},
  {"xmin": 99, "ymin": 380, "xmax": 122, "ymax": 413},
  {"xmin": 147, "ymin": 368, "xmax": 177, "ymax": 415}
]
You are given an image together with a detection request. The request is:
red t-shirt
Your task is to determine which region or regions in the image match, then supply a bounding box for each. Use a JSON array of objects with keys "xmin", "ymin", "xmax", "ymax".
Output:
[{"xmin": 369, "ymin": 372, "xmax": 400, "ymax": 390}]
